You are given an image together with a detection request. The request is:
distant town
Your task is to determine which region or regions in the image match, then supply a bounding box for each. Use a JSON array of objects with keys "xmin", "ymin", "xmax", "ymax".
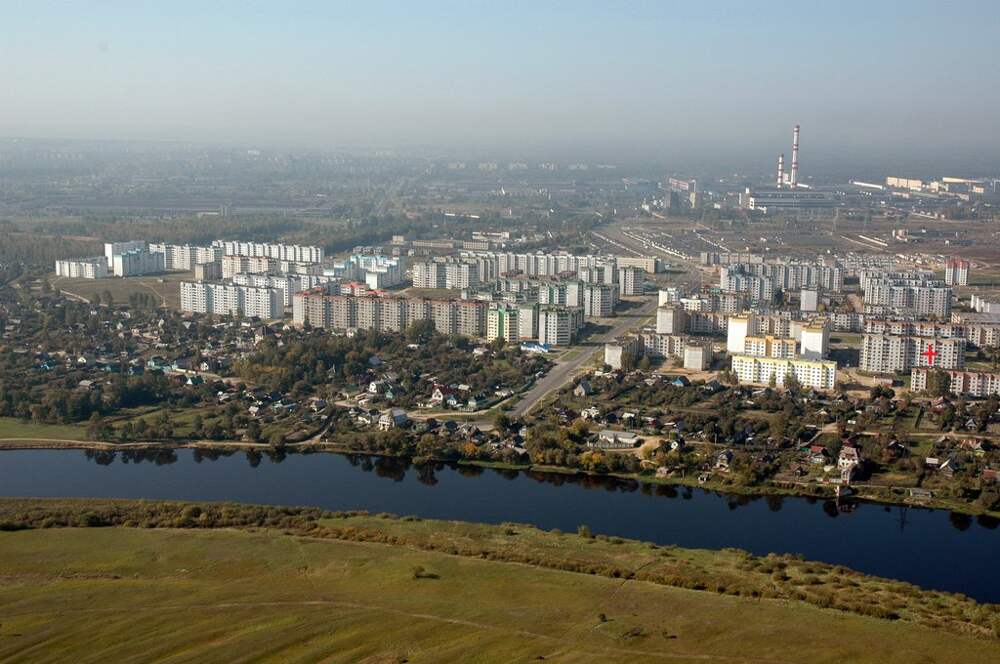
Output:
[{"xmin": 17, "ymin": 138, "xmax": 999, "ymax": 516}]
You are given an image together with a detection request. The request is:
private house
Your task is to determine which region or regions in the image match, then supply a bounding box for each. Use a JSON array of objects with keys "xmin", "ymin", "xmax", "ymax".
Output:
[
  {"xmin": 838, "ymin": 445, "xmax": 862, "ymax": 483},
  {"xmin": 378, "ymin": 408, "xmax": 409, "ymax": 431},
  {"xmin": 429, "ymin": 385, "xmax": 454, "ymax": 405},
  {"xmin": 573, "ymin": 380, "xmax": 594, "ymax": 397},
  {"xmin": 592, "ymin": 430, "xmax": 639, "ymax": 449}
]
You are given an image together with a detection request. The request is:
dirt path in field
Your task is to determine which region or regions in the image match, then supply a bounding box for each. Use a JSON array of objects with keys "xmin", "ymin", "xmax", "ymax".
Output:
[{"xmin": 3, "ymin": 598, "xmax": 795, "ymax": 663}]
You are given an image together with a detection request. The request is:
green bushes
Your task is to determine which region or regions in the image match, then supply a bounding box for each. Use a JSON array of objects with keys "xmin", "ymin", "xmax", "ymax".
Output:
[{"xmin": 3, "ymin": 497, "xmax": 999, "ymax": 641}]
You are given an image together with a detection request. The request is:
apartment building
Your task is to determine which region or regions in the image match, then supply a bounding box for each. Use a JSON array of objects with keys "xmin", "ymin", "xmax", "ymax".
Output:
[
  {"xmin": 487, "ymin": 303, "xmax": 520, "ymax": 342},
  {"xmin": 212, "ymin": 241, "xmax": 323, "ymax": 264},
  {"xmin": 412, "ymin": 261, "xmax": 446, "ymax": 289},
  {"xmin": 944, "ymin": 259, "xmax": 970, "ymax": 287},
  {"xmin": 112, "ymin": 249, "xmax": 164, "ymax": 277},
  {"xmin": 55, "ymin": 257, "xmax": 108, "ymax": 279},
  {"xmin": 291, "ymin": 290, "xmax": 490, "ymax": 338},
  {"xmin": 104, "ymin": 241, "xmax": 146, "ymax": 268},
  {"xmin": 537, "ymin": 306, "xmax": 584, "ymax": 346},
  {"xmin": 719, "ymin": 266, "xmax": 774, "ymax": 303},
  {"xmin": 582, "ymin": 283, "xmax": 619, "ymax": 317},
  {"xmin": 911, "ymin": 368, "xmax": 1000, "ymax": 397},
  {"xmin": 617, "ymin": 266, "xmax": 644, "ymax": 296},
  {"xmin": 731, "ymin": 355, "xmax": 837, "ymax": 390},
  {"xmin": 743, "ymin": 336, "xmax": 798, "ymax": 359},
  {"xmin": 232, "ymin": 273, "xmax": 303, "ymax": 306},
  {"xmin": 860, "ymin": 334, "xmax": 965, "ymax": 374},
  {"xmin": 799, "ymin": 323, "xmax": 830, "ymax": 360},
  {"xmin": 149, "ymin": 243, "xmax": 221, "ymax": 271},
  {"xmin": 180, "ymin": 281, "xmax": 283, "ymax": 319},
  {"xmin": 446, "ymin": 262, "xmax": 480, "ymax": 290}
]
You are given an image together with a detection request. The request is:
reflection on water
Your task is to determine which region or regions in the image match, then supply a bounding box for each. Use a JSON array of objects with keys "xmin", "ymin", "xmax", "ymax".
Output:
[{"xmin": 78, "ymin": 448, "xmax": 1000, "ymax": 531}]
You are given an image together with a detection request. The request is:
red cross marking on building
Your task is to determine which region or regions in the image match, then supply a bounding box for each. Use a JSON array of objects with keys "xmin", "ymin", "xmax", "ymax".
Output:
[{"xmin": 922, "ymin": 344, "xmax": 938, "ymax": 366}]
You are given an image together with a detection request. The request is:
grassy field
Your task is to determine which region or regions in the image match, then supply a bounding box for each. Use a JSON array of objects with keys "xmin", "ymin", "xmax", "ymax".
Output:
[
  {"xmin": 51, "ymin": 271, "xmax": 192, "ymax": 309},
  {"xmin": 0, "ymin": 500, "xmax": 998, "ymax": 662},
  {"xmin": 0, "ymin": 417, "xmax": 87, "ymax": 441}
]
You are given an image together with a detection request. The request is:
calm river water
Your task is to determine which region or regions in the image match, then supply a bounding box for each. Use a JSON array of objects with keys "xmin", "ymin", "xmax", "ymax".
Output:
[{"xmin": 1, "ymin": 449, "xmax": 998, "ymax": 602}]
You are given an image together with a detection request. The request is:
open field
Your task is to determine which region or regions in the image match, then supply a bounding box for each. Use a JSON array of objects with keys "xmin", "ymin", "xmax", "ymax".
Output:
[
  {"xmin": 50, "ymin": 271, "xmax": 192, "ymax": 309},
  {"xmin": 0, "ymin": 499, "xmax": 997, "ymax": 663},
  {"xmin": 0, "ymin": 417, "xmax": 87, "ymax": 441}
]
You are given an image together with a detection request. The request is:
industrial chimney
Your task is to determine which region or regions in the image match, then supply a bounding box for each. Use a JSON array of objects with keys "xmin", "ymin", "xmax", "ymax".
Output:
[
  {"xmin": 777, "ymin": 153, "xmax": 785, "ymax": 188},
  {"xmin": 790, "ymin": 124, "xmax": 800, "ymax": 189}
]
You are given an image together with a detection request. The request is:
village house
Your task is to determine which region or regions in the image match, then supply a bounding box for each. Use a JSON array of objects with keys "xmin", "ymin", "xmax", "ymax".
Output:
[
  {"xmin": 378, "ymin": 408, "xmax": 410, "ymax": 431},
  {"xmin": 592, "ymin": 430, "xmax": 640, "ymax": 449}
]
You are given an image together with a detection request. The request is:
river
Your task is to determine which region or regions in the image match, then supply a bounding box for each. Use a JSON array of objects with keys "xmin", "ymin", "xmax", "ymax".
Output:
[{"xmin": 2, "ymin": 448, "xmax": 998, "ymax": 603}]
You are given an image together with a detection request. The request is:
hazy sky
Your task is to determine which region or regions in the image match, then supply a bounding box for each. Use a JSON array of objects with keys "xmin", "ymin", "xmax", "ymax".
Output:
[{"xmin": 2, "ymin": 1, "xmax": 998, "ymax": 166}]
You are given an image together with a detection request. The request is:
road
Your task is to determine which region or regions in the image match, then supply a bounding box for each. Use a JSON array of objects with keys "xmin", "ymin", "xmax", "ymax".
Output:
[{"xmin": 509, "ymin": 297, "xmax": 657, "ymax": 417}]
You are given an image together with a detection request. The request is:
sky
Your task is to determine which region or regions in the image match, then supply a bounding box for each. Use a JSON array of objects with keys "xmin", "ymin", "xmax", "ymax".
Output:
[{"xmin": 2, "ymin": 1, "xmax": 998, "ymax": 169}]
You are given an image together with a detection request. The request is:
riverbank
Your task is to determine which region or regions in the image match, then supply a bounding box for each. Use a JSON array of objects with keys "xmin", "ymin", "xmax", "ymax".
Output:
[
  {"xmin": 0, "ymin": 497, "xmax": 997, "ymax": 662},
  {"xmin": 2, "ymin": 437, "xmax": 998, "ymax": 520}
]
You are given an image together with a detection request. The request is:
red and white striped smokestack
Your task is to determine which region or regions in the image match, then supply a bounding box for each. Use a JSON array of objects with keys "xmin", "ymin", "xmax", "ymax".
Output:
[
  {"xmin": 777, "ymin": 153, "xmax": 785, "ymax": 188},
  {"xmin": 790, "ymin": 124, "xmax": 800, "ymax": 189}
]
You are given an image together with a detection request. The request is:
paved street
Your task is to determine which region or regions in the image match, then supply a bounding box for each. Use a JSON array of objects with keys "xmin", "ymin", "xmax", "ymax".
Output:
[{"xmin": 509, "ymin": 297, "xmax": 657, "ymax": 417}]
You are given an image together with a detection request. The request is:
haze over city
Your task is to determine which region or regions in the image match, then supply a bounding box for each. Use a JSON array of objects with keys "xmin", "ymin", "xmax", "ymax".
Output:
[{"xmin": 3, "ymin": 1, "xmax": 999, "ymax": 171}]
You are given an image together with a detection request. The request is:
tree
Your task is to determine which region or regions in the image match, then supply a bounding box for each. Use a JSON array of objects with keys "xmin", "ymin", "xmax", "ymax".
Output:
[
  {"xmin": 925, "ymin": 369, "xmax": 951, "ymax": 398},
  {"xmin": 86, "ymin": 413, "xmax": 108, "ymax": 441},
  {"xmin": 637, "ymin": 355, "xmax": 652, "ymax": 372},
  {"xmin": 246, "ymin": 420, "xmax": 262, "ymax": 443}
]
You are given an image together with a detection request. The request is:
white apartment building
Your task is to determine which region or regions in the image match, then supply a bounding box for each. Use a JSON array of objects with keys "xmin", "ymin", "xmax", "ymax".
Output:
[
  {"xmin": 537, "ymin": 306, "xmax": 584, "ymax": 346},
  {"xmin": 658, "ymin": 288, "xmax": 681, "ymax": 306},
  {"xmin": 719, "ymin": 266, "xmax": 774, "ymax": 303},
  {"xmin": 618, "ymin": 266, "xmax": 644, "ymax": 296},
  {"xmin": 731, "ymin": 355, "xmax": 837, "ymax": 390},
  {"xmin": 944, "ymin": 259, "xmax": 969, "ymax": 287},
  {"xmin": 743, "ymin": 336, "xmax": 798, "ymax": 359},
  {"xmin": 412, "ymin": 261, "xmax": 446, "ymax": 289},
  {"xmin": 55, "ymin": 257, "xmax": 108, "ymax": 279},
  {"xmin": 726, "ymin": 314, "xmax": 752, "ymax": 354},
  {"xmin": 799, "ymin": 323, "xmax": 830, "ymax": 360},
  {"xmin": 486, "ymin": 303, "xmax": 519, "ymax": 343},
  {"xmin": 181, "ymin": 281, "xmax": 283, "ymax": 319},
  {"xmin": 445, "ymin": 262, "xmax": 479, "ymax": 289},
  {"xmin": 911, "ymin": 368, "xmax": 1000, "ymax": 397},
  {"xmin": 112, "ymin": 249, "xmax": 165, "ymax": 277},
  {"xmin": 232, "ymin": 273, "xmax": 303, "ymax": 306},
  {"xmin": 104, "ymin": 241, "xmax": 146, "ymax": 268},
  {"xmin": 657, "ymin": 305, "xmax": 688, "ymax": 335},
  {"xmin": 518, "ymin": 303, "xmax": 539, "ymax": 340},
  {"xmin": 860, "ymin": 334, "xmax": 965, "ymax": 374},
  {"xmin": 149, "ymin": 243, "xmax": 221, "ymax": 271},
  {"xmin": 212, "ymin": 241, "xmax": 323, "ymax": 264},
  {"xmin": 582, "ymin": 283, "xmax": 618, "ymax": 317}
]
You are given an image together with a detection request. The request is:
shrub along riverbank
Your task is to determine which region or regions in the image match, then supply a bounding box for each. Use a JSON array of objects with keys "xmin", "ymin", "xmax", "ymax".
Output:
[{"xmin": 1, "ymin": 497, "xmax": 998, "ymax": 645}]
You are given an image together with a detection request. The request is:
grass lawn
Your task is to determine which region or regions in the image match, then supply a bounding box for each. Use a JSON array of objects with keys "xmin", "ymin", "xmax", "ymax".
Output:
[
  {"xmin": 51, "ymin": 270, "xmax": 193, "ymax": 309},
  {"xmin": 1, "ymin": 524, "xmax": 998, "ymax": 663},
  {"xmin": 0, "ymin": 417, "xmax": 87, "ymax": 441}
]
